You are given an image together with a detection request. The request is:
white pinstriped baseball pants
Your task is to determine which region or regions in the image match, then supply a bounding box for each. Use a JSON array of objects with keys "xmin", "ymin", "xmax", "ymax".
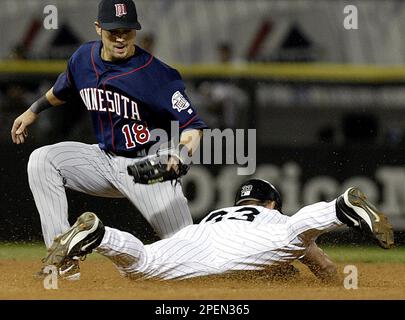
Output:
[
  {"xmin": 27, "ymin": 141, "xmax": 192, "ymax": 247},
  {"xmin": 96, "ymin": 200, "xmax": 343, "ymax": 280}
]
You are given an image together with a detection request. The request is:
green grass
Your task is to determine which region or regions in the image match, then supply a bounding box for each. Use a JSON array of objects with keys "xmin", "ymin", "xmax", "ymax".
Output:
[
  {"xmin": 0, "ymin": 242, "xmax": 101, "ymax": 260},
  {"xmin": 0, "ymin": 242, "xmax": 45, "ymax": 259},
  {"xmin": 322, "ymin": 245, "xmax": 405, "ymax": 263},
  {"xmin": 0, "ymin": 242, "xmax": 404, "ymax": 263}
]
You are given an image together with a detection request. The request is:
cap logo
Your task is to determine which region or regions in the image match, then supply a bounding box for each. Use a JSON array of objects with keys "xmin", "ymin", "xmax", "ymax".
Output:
[
  {"xmin": 115, "ymin": 4, "xmax": 128, "ymax": 17},
  {"xmin": 241, "ymin": 185, "xmax": 253, "ymax": 196}
]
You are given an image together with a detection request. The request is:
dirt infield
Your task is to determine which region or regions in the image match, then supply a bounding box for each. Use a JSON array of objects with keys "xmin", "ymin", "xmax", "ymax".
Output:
[{"xmin": 1, "ymin": 259, "xmax": 404, "ymax": 300}]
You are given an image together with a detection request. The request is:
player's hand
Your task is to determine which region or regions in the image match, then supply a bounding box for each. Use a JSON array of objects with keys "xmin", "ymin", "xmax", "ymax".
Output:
[
  {"xmin": 11, "ymin": 109, "xmax": 38, "ymax": 144},
  {"xmin": 166, "ymin": 144, "xmax": 191, "ymax": 173},
  {"xmin": 166, "ymin": 154, "xmax": 181, "ymax": 173},
  {"xmin": 127, "ymin": 148, "xmax": 190, "ymax": 185}
]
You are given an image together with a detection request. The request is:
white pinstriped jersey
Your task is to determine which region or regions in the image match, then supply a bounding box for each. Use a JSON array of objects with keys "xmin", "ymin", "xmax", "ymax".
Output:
[
  {"xmin": 199, "ymin": 205, "xmax": 289, "ymax": 225},
  {"xmin": 97, "ymin": 200, "xmax": 341, "ymax": 280}
]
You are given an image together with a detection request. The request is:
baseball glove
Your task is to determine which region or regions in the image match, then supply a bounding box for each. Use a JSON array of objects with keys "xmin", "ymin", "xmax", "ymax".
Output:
[{"xmin": 127, "ymin": 147, "xmax": 190, "ymax": 185}]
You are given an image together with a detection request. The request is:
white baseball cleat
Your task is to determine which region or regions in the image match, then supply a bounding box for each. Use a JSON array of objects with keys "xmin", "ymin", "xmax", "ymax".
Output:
[
  {"xmin": 336, "ymin": 187, "xmax": 394, "ymax": 249},
  {"xmin": 42, "ymin": 212, "xmax": 105, "ymax": 268},
  {"xmin": 35, "ymin": 257, "xmax": 81, "ymax": 281}
]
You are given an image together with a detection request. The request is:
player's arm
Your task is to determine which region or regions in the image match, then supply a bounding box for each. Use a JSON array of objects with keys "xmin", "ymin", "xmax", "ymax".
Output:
[
  {"xmin": 179, "ymin": 129, "xmax": 203, "ymax": 156},
  {"xmin": 154, "ymin": 75, "xmax": 207, "ymax": 172},
  {"xmin": 298, "ymin": 242, "xmax": 340, "ymax": 284},
  {"xmin": 11, "ymin": 87, "xmax": 65, "ymax": 144}
]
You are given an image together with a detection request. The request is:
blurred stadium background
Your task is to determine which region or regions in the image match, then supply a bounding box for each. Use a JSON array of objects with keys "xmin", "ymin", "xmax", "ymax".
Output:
[{"xmin": 1, "ymin": 0, "xmax": 405, "ymax": 244}]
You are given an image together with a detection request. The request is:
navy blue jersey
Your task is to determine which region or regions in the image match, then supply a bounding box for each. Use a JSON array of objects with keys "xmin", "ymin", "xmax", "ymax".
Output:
[{"xmin": 53, "ymin": 40, "xmax": 207, "ymax": 157}]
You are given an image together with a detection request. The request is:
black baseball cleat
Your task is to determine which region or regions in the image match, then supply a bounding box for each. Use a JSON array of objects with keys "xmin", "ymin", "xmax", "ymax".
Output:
[
  {"xmin": 336, "ymin": 187, "xmax": 394, "ymax": 249},
  {"xmin": 42, "ymin": 212, "xmax": 105, "ymax": 268}
]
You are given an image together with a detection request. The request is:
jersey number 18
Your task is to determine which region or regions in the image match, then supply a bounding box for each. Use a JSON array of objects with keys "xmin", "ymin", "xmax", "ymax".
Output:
[{"xmin": 122, "ymin": 123, "xmax": 150, "ymax": 149}]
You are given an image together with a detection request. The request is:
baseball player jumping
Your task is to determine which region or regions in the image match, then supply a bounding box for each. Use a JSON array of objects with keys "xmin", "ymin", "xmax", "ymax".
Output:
[
  {"xmin": 43, "ymin": 179, "xmax": 394, "ymax": 283},
  {"xmin": 11, "ymin": 0, "xmax": 207, "ymax": 280}
]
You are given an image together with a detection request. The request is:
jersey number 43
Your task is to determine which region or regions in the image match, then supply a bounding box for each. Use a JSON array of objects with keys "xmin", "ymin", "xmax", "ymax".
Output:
[{"xmin": 202, "ymin": 207, "xmax": 261, "ymax": 224}]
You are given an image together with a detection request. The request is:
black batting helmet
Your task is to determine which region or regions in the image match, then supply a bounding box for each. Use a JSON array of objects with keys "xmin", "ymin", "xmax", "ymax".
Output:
[{"xmin": 234, "ymin": 179, "xmax": 282, "ymax": 210}]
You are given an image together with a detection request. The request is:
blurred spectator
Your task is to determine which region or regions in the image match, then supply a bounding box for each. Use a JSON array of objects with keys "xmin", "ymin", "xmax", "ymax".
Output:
[
  {"xmin": 216, "ymin": 41, "xmax": 246, "ymax": 65},
  {"xmin": 217, "ymin": 42, "xmax": 233, "ymax": 64},
  {"xmin": 0, "ymin": 84, "xmax": 31, "ymax": 141},
  {"xmin": 0, "ymin": 80, "xmax": 90, "ymax": 144},
  {"xmin": 31, "ymin": 80, "xmax": 90, "ymax": 143},
  {"xmin": 197, "ymin": 81, "xmax": 248, "ymax": 129},
  {"xmin": 10, "ymin": 44, "xmax": 28, "ymax": 60},
  {"xmin": 192, "ymin": 42, "xmax": 249, "ymax": 129},
  {"xmin": 139, "ymin": 33, "xmax": 155, "ymax": 54}
]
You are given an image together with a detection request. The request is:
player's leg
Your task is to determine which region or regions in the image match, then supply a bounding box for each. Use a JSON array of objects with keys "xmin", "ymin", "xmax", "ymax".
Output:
[
  {"xmin": 97, "ymin": 225, "xmax": 217, "ymax": 280},
  {"xmin": 286, "ymin": 200, "xmax": 341, "ymax": 244},
  {"xmin": 111, "ymin": 155, "xmax": 193, "ymax": 239},
  {"xmin": 27, "ymin": 142, "xmax": 123, "ymax": 248},
  {"xmin": 287, "ymin": 187, "xmax": 394, "ymax": 249},
  {"xmin": 140, "ymin": 224, "xmax": 220, "ymax": 279},
  {"xmin": 42, "ymin": 211, "xmax": 148, "ymax": 279},
  {"xmin": 134, "ymin": 181, "xmax": 192, "ymax": 238},
  {"xmin": 43, "ymin": 212, "xmax": 216, "ymax": 280},
  {"xmin": 95, "ymin": 226, "xmax": 147, "ymax": 278}
]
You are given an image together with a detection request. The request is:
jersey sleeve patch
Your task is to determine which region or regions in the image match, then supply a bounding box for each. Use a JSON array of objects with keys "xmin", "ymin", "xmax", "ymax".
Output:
[{"xmin": 171, "ymin": 91, "xmax": 190, "ymax": 112}]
